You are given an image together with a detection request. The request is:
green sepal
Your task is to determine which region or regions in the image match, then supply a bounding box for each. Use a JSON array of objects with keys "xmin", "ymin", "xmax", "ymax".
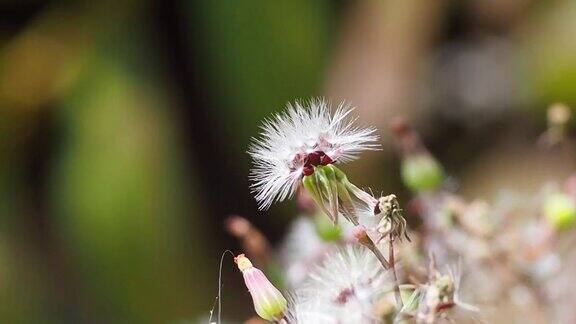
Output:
[
  {"xmin": 302, "ymin": 175, "xmax": 321, "ymax": 202},
  {"xmin": 302, "ymin": 174, "xmax": 332, "ymax": 221},
  {"xmin": 331, "ymin": 164, "xmax": 348, "ymax": 182},
  {"xmin": 314, "ymin": 167, "xmax": 331, "ymax": 194}
]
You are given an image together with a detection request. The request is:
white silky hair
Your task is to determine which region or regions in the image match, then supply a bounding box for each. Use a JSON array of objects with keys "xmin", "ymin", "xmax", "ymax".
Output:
[
  {"xmin": 279, "ymin": 212, "xmax": 381, "ymax": 287},
  {"xmin": 248, "ymin": 99, "xmax": 380, "ymax": 210},
  {"xmin": 285, "ymin": 245, "xmax": 393, "ymax": 323},
  {"xmin": 279, "ymin": 216, "xmax": 326, "ymax": 287}
]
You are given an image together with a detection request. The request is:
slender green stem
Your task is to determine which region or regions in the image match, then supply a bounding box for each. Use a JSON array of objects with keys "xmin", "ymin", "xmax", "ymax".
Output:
[
  {"xmin": 348, "ymin": 210, "xmax": 390, "ymax": 270},
  {"xmin": 367, "ymin": 241, "xmax": 391, "ymax": 270},
  {"xmin": 389, "ymin": 233, "xmax": 403, "ymax": 309}
]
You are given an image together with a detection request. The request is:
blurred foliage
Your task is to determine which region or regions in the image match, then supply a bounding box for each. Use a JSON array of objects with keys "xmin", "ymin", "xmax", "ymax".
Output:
[
  {"xmin": 51, "ymin": 58, "xmax": 197, "ymax": 322},
  {"xmin": 522, "ymin": 0, "xmax": 576, "ymax": 111},
  {"xmin": 187, "ymin": 0, "xmax": 332, "ymax": 152}
]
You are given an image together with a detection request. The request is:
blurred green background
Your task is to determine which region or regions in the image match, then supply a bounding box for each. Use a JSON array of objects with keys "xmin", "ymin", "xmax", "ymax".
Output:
[{"xmin": 0, "ymin": 0, "xmax": 575, "ymax": 322}]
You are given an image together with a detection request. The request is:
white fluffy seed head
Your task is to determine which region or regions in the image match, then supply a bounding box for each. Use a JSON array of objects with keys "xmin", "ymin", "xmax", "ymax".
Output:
[
  {"xmin": 248, "ymin": 99, "xmax": 380, "ymax": 210},
  {"xmin": 306, "ymin": 245, "xmax": 390, "ymax": 299},
  {"xmin": 284, "ymin": 246, "xmax": 392, "ymax": 323}
]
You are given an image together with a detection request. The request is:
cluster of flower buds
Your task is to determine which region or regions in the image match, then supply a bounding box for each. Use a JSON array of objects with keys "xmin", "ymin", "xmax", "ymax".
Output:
[
  {"xmin": 414, "ymin": 266, "xmax": 463, "ymax": 323},
  {"xmin": 424, "ymin": 273, "xmax": 455, "ymax": 313},
  {"xmin": 229, "ymin": 99, "xmax": 576, "ymax": 323}
]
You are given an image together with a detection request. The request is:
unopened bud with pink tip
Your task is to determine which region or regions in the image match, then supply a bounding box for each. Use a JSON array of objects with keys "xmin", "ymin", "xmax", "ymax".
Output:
[
  {"xmin": 235, "ymin": 254, "xmax": 287, "ymax": 321},
  {"xmin": 351, "ymin": 225, "xmax": 390, "ymax": 269},
  {"xmin": 352, "ymin": 225, "xmax": 372, "ymax": 247}
]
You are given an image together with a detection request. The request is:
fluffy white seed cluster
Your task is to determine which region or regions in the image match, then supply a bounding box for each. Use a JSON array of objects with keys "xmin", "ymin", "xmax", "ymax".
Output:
[
  {"xmin": 248, "ymin": 99, "xmax": 379, "ymax": 210},
  {"xmin": 285, "ymin": 246, "xmax": 392, "ymax": 323}
]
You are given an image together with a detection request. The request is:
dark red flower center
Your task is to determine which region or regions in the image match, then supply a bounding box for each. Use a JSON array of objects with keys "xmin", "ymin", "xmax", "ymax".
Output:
[
  {"xmin": 302, "ymin": 151, "xmax": 333, "ymax": 176},
  {"xmin": 334, "ymin": 287, "xmax": 355, "ymax": 305}
]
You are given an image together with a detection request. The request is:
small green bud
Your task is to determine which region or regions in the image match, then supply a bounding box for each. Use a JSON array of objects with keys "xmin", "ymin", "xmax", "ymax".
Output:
[
  {"xmin": 401, "ymin": 154, "xmax": 444, "ymax": 193},
  {"xmin": 543, "ymin": 193, "xmax": 576, "ymax": 231},
  {"xmin": 314, "ymin": 214, "xmax": 342, "ymax": 241}
]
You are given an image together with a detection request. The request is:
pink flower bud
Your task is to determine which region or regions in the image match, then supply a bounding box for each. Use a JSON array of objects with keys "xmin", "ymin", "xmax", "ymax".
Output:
[{"xmin": 235, "ymin": 254, "xmax": 287, "ymax": 321}]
